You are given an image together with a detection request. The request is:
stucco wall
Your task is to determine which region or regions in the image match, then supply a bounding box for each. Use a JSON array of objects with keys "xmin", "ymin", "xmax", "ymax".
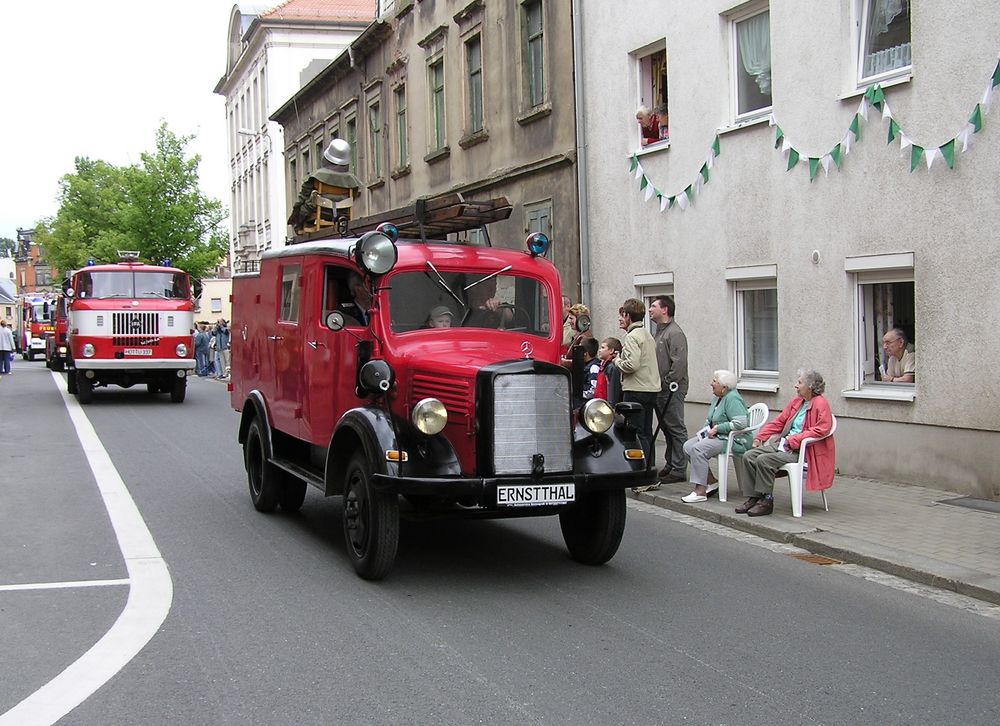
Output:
[{"xmin": 580, "ymin": 1, "xmax": 1000, "ymax": 495}]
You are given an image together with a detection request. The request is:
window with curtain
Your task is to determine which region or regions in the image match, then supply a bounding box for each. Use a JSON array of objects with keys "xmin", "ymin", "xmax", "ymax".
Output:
[
  {"xmin": 733, "ymin": 8, "xmax": 772, "ymax": 120},
  {"xmin": 736, "ymin": 285, "xmax": 778, "ymax": 376},
  {"xmin": 859, "ymin": 0, "xmax": 911, "ymax": 82}
]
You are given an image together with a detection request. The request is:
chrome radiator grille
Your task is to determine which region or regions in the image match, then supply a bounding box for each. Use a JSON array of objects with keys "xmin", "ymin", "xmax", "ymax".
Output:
[
  {"xmin": 112, "ymin": 312, "xmax": 160, "ymax": 347},
  {"xmin": 493, "ymin": 373, "xmax": 572, "ymax": 475}
]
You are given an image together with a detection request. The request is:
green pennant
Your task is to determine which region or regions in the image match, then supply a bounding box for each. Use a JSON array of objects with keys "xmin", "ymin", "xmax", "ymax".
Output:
[
  {"xmin": 940, "ymin": 139, "xmax": 956, "ymax": 169},
  {"xmin": 863, "ymin": 85, "xmax": 876, "ymax": 103},
  {"xmin": 910, "ymin": 145, "xmax": 924, "ymax": 173},
  {"xmin": 887, "ymin": 119, "xmax": 900, "ymax": 144},
  {"xmin": 639, "ymin": 175, "xmax": 648, "ymax": 191},
  {"xmin": 668, "ymin": 196, "xmax": 676, "ymax": 209},
  {"xmin": 700, "ymin": 163, "xmax": 710, "ymax": 183},
  {"xmin": 969, "ymin": 104, "xmax": 983, "ymax": 133},
  {"xmin": 830, "ymin": 143, "xmax": 842, "ymax": 168},
  {"xmin": 685, "ymin": 185, "xmax": 694, "ymax": 202},
  {"xmin": 629, "ymin": 154, "xmax": 638, "ymax": 173},
  {"xmin": 993, "ymin": 60, "xmax": 1000, "ymax": 88},
  {"xmin": 786, "ymin": 148, "xmax": 800, "ymax": 171},
  {"xmin": 774, "ymin": 126, "xmax": 784, "ymax": 150},
  {"xmin": 808, "ymin": 157, "xmax": 820, "ymax": 182},
  {"xmin": 849, "ymin": 114, "xmax": 861, "ymax": 141},
  {"xmin": 871, "ymin": 85, "xmax": 886, "ymax": 110},
  {"xmin": 712, "ymin": 134, "xmax": 721, "ymax": 157}
]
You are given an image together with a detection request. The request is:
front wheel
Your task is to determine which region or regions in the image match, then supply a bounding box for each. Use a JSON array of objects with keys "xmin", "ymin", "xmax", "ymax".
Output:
[
  {"xmin": 170, "ymin": 376, "xmax": 186, "ymax": 403},
  {"xmin": 77, "ymin": 372, "xmax": 93, "ymax": 404},
  {"xmin": 66, "ymin": 369, "xmax": 78, "ymax": 394},
  {"xmin": 559, "ymin": 489, "xmax": 627, "ymax": 565},
  {"xmin": 343, "ymin": 453, "xmax": 399, "ymax": 580},
  {"xmin": 278, "ymin": 479, "xmax": 308, "ymax": 513},
  {"xmin": 244, "ymin": 418, "xmax": 280, "ymax": 512}
]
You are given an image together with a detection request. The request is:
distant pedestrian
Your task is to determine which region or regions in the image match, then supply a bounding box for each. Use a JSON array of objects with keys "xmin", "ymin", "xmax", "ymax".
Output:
[
  {"xmin": 193, "ymin": 323, "xmax": 211, "ymax": 376},
  {"xmin": 212, "ymin": 319, "xmax": 231, "ymax": 378},
  {"xmin": 0, "ymin": 320, "xmax": 14, "ymax": 375}
]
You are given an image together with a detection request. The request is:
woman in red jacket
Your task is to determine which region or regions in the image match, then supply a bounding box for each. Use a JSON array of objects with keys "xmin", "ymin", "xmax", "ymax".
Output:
[{"xmin": 733, "ymin": 369, "xmax": 836, "ymax": 517}]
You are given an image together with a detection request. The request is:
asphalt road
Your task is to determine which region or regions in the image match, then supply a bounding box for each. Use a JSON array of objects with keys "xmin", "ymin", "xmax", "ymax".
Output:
[{"xmin": 2, "ymin": 361, "xmax": 999, "ymax": 725}]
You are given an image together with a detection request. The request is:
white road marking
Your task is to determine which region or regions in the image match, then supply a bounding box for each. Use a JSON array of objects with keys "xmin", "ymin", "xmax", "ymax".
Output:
[
  {"xmin": 629, "ymin": 500, "xmax": 1000, "ymax": 620},
  {"xmin": 0, "ymin": 373, "xmax": 174, "ymax": 726},
  {"xmin": 0, "ymin": 579, "xmax": 130, "ymax": 592}
]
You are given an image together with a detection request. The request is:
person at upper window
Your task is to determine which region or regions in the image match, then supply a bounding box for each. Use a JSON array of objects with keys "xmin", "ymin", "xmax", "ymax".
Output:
[
  {"xmin": 636, "ymin": 105, "xmax": 661, "ymax": 146},
  {"xmin": 425, "ymin": 305, "xmax": 453, "ymax": 329},
  {"xmin": 338, "ymin": 272, "xmax": 370, "ymax": 326},
  {"xmin": 881, "ymin": 327, "xmax": 915, "ymax": 383},
  {"xmin": 287, "ymin": 138, "xmax": 360, "ymax": 233}
]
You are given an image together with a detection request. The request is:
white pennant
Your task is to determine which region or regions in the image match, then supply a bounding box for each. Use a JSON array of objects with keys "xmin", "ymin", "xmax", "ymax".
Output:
[
  {"xmin": 983, "ymin": 84, "xmax": 994, "ymax": 114},
  {"xmin": 644, "ymin": 183, "xmax": 655, "ymax": 201},
  {"xmin": 660, "ymin": 195, "xmax": 669, "ymax": 212},
  {"xmin": 925, "ymin": 147, "xmax": 940, "ymax": 170},
  {"xmin": 634, "ymin": 165, "xmax": 644, "ymax": 181},
  {"xmin": 768, "ymin": 112, "xmax": 777, "ymax": 127},
  {"xmin": 842, "ymin": 132, "xmax": 852, "ymax": 155},
  {"xmin": 781, "ymin": 137, "xmax": 792, "ymax": 152},
  {"xmin": 694, "ymin": 175, "xmax": 703, "ymax": 195},
  {"xmin": 820, "ymin": 154, "xmax": 832, "ymax": 176},
  {"xmin": 882, "ymin": 102, "xmax": 893, "ymax": 121},
  {"xmin": 958, "ymin": 126, "xmax": 972, "ymax": 153},
  {"xmin": 677, "ymin": 193, "xmax": 689, "ymax": 211},
  {"xmin": 706, "ymin": 153, "xmax": 715, "ymax": 170},
  {"xmin": 858, "ymin": 97, "xmax": 869, "ymax": 121},
  {"xmin": 899, "ymin": 133, "xmax": 912, "ymax": 154}
]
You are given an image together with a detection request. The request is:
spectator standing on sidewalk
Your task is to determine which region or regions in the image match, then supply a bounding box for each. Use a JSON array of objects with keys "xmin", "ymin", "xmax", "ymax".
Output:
[
  {"xmin": 613, "ymin": 298, "xmax": 660, "ymax": 488},
  {"xmin": 213, "ymin": 319, "xmax": 231, "ymax": 379},
  {"xmin": 193, "ymin": 324, "xmax": 211, "ymax": 376},
  {"xmin": 649, "ymin": 295, "xmax": 689, "ymax": 483},
  {"xmin": 0, "ymin": 320, "xmax": 15, "ymax": 375}
]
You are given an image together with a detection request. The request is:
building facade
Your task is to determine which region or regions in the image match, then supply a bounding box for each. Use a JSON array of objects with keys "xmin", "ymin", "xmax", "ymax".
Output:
[
  {"xmin": 273, "ymin": 0, "xmax": 582, "ymax": 300},
  {"xmin": 214, "ymin": 0, "xmax": 375, "ymax": 271},
  {"xmin": 578, "ymin": 0, "xmax": 1000, "ymax": 497},
  {"xmin": 13, "ymin": 228, "xmax": 57, "ymax": 295}
]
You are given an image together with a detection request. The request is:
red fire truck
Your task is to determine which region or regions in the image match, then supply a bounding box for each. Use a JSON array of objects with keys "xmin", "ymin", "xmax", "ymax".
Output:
[
  {"xmin": 44, "ymin": 293, "xmax": 69, "ymax": 372},
  {"xmin": 17, "ymin": 294, "xmax": 56, "ymax": 360},
  {"xmin": 64, "ymin": 253, "xmax": 196, "ymax": 403},
  {"xmin": 230, "ymin": 197, "xmax": 654, "ymax": 580}
]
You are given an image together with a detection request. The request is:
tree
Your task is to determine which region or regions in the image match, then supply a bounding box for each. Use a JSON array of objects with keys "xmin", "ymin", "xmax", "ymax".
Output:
[
  {"xmin": 36, "ymin": 123, "xmax": 227, "ymax": 281},
  {"xmin": 0, "ymin": 237, "xmax": 14, "ymax": 257}
]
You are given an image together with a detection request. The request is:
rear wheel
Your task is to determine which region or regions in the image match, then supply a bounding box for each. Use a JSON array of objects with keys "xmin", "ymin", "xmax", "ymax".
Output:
[
  {"xmin": 77, "ymin": 372, "xmax": 93, "ymax": 404},
  {"xmin": 559, "ymin": 489, "xmax": 627, "ymax": 565},
  {"xmin": 52, "ymin": 360, "xmax": 64, "ymax": 372},
  {"xmin": 244, "ymin": 418, "xmax": 280, "ymax": 513},
  {"xmin": 343, "ymin": 452, "xmax": 399, "ymax": 580},
  {"xmin": 170, "ymin": 376, "xmax": 186, "ymax": 403}
]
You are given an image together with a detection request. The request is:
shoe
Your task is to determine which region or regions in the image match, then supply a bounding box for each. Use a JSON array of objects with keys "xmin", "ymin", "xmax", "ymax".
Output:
[
  {"xmin": 681, "ymin": 492, "xmax": 707, "ymax": 503},
  {"xmin": 735, "ymin": 496, "xmax": 760, "ymax": 514},
  {"xmin": 705, "ymin": 486, "xmax": 719, "ymax": 498},
  {"xmin": 656, "ymin": 466, "xmax": 671, "ymax": 479},
  {"xmin": 659, "ymin": 473, "xmax": 687, "ymax": 484},
  {"xmin": 747, "ymin": 497, "xmax": 774, "ymax": 517}
]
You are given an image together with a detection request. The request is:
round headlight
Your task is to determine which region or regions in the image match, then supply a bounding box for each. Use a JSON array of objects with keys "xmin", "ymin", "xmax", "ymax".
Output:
[
  {"xmin": 411, "ymin": 398, "xmax": 448, "ymax": 435},
  {"xmin": 83, "ymin": 343, "xmax": 96, "ymax": 358},
  {"xmin": 176, "ymin": 343, "xmax": 188, "ymax": 357},
  {"xmin": 354, "ymin": 231, "xmax": 398, "ymax": 276},
  {"xmin": 581, "ymin": 398, "xmax": 614, "ymax": 434}
]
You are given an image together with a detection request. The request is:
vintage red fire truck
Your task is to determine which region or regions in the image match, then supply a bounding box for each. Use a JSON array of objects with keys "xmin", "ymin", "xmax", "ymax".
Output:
[
  {"xmin": 230, "ymin": 200, "xmax": 654, "ymax": 580},
  {"xmin": 63, "ymin": 253, "xmax": 196, "ymax": 403},
  {"xmin": 44, "ymin": 293, "xmax": 69, "ymax": 372},
  {"xmin": 17, "ymin": 294, "xmax": 56, "ymax": 360}
]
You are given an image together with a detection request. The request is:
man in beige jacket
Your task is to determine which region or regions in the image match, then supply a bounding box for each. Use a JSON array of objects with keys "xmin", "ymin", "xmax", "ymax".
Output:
[{"xmin": 613, "ymin": 298, "xmax": 661, "ymax": 489}]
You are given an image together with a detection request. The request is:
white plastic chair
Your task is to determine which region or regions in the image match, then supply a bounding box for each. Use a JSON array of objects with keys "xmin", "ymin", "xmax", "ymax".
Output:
[
  {"xmin": 780, "ymin": 414, "xmax": 837, "ymax": 517},
  {"xmin": 718, "ymin": 402, "xmax": 769, "ymax": 503}
]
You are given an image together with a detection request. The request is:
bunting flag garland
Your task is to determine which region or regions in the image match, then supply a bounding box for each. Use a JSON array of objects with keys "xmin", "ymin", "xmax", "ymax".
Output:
[{"xmin": 626, "ymin": 134, "xmax": 721, "ymax": 214}]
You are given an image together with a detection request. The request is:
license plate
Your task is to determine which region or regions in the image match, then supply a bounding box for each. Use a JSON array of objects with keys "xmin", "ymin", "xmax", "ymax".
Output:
[
  {"xmin": 123, "ymin": 348, "xmax": 153, "ymax": 356},
  {"xmin": 497, "ymin": 483, "xmax": 575, "ymax": 507}
]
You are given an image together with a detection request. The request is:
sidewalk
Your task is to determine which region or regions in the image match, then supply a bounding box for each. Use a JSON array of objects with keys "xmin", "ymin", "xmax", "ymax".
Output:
[{"xmin": 633, "ymin": 461, "xmax": 1000, "ymax": 606}]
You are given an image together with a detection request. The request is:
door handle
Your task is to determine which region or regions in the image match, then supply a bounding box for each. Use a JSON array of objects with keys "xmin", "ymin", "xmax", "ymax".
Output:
[
  {"xmin": 307, "ymin": 340, "xmax": 326, "ymax": 349},
  {"xmin": 267, "ymin": 335, "xmax": 283, "ymax": 341}
]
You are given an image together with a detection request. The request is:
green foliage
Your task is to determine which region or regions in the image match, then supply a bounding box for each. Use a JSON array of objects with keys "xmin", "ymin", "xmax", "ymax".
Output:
[
  {"xmin": 0, "ymin": 237, "xmax": 14, "ymax": 257},
  {"xmin": 37, "ymin": 123, "xmax": 227, "ymax": 281}
]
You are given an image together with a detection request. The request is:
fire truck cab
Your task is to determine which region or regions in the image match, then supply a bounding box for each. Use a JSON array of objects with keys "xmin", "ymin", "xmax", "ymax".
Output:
[
  {"xmin": 230, "ymin": 205, "xmax": 654, "ymax": 580},
  {"xmin": 44, "ymin": 293, "xmax": 69, "ymax": 372},
  {"xmin": 18, "ymin": 294, "xmax": 55, "ymax": 360},
  {"xmin": 64, "ymin": 254, "xmax": 196, "ymax": 403}
]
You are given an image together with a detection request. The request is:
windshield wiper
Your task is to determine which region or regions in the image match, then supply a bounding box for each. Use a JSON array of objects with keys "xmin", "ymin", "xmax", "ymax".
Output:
[
  {"xmin": 463, "ymin": 265, "xmax": 513, "ymax": 292},
  {"xmin": 424, "ymin": 261, "xmax": 466, "ymax": 309},
  {"xmin": 140, "ymin": 291, "xmax": 170, "ymax": 299}
]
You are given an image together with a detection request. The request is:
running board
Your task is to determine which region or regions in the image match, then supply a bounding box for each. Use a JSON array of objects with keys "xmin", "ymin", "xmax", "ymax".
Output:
[{"xmin": 271, "ymin": 457, "xmax": 325, "ymax": 491}]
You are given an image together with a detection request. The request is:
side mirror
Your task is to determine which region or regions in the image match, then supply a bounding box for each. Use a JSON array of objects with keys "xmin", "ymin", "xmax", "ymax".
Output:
[
  {"xmin": 64, "ymin": 288, "xmax": 75, "ymax": 298},
  {"xmin": 325, "ymin": 311, "xmax": 345, "ymax": 331}
]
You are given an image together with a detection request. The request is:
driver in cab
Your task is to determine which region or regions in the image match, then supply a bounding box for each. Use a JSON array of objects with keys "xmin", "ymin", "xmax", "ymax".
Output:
[{"xmin": 465, "ymin": 276, "xmax": 513, "ymax": 329}]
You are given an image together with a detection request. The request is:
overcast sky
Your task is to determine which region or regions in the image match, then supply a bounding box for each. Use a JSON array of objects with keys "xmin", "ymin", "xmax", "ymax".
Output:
[{"xmin": 0, "ymin": 0, "xmax": 237, "ymax": 242}]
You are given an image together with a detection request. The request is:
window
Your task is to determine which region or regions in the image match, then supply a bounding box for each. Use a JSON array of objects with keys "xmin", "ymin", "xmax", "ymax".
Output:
[
  {"xmin": 466, "ymin": 35, "xmax": 484, "ymax": 133},
  {"xmin": 368, "ymin": 100, "xmax": 383, "ymax": 179},
  {"xmin": 429, "ymin": 59, "xmax": 446, "ymax": 150},
  {"xmin": 301, "ymin": 148, "xmax": 310, "ymax": 175},
  {"xmin": 730, "ymin": 5, "xmax": 772, "ymax": 121},
  {"xmin": 846, "ymin": 254, "xmax": 915, "ymax": 397},
  {"xmin": 315, "ymin": 137, "xmax": 325, "ymax": 169},
  {"xmin": 736, "ymin": 285, "xmax": 778, "ymax": 377},
  {"xmin": 346, "ymin": 117, "xmax": 358, "ymax": 173},
  {"xmin": 525, "ymin": 200, "xmax": 553, "ymax": 260},
  {"xmin": 394, "ymin": 85, "xmax": 408, "ymax": 167},
  {"xmin": 211, "ymin": 297, "xmax": 223, "ymax": 313},
  {"xmin": 288, "ymin": 158, "xmax": 297, "ymax": 194},
  {"xmin": 858, "ymin": 0, "xmax": 911, "ymax": 84},
  {"xmin": 634, "ymin": 43, "xmax": 669, "ymax": 146},
  {"xmin": 523, "ymin": 0, "xmax": 545, "ymax": 107},
  {"xmin": 279, "ymin": 265, "xmax": 301, "ymax": 322}
]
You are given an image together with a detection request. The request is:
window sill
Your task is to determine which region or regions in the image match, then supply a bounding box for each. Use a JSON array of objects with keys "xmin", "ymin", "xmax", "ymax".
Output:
[
  {"xmin": 423, "ymin": 146, "xmax": 451, "ymax": 164},
  {"xmin": 516, "ymin": 102, "xmax": 552, "ymax": 126},
  {"xmin": 366, "ymin": 178, "xmax": 385, "ymax": 191},
  {"xmin": 717, "ymin": 114, "xmax": 771, "ymax": 136},
  {"xmin": 842, "ymin": 385, "xmax": 916, "ymax": 402},
  {"xmin": 390, "ymin": 164, "xmax": 411, "ymax": 180},
  {"xmin": 737, "ymin": 379, "xmax": 779, "ymax": 393},
  {"xmin": 633, "ymin": 140, "xmax": 670, "ymax": 158},
  {"xmin": 838, "ymin": 72, "xmax": 912, "ymax": 101},
  {"xmin": 458, "ymin": 128, "xmax": 489, "ymax": 149}
]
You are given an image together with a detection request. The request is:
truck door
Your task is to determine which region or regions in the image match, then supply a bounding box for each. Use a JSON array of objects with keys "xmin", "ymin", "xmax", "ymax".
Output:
[{"xmin": 269, "ymin": 261, "xmax": 304, "ymax": 438}]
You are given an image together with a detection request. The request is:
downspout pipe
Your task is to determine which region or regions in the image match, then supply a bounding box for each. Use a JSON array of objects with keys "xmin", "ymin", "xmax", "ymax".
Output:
[{"xmin": 571, "ymin": 0, "xmax": 591, "ymax": 310}]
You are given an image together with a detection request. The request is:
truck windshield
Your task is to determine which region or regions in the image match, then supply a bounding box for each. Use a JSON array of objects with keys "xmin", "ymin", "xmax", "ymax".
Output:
[
  {"xmin": 75, "ymin": 271, "xmax": 190, "ymax": 299},
  {"xmin": 387, "ymin": 270, "xmax": 550, "ymax": 336}
]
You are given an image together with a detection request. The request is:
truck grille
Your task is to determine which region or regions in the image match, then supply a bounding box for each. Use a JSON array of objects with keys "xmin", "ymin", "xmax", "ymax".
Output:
[
  {"xmin": 493, "ymin": 372, "xmax": 572, "ymax": 475},
  {"xmin": 112, "ymin": 312, "xmax": 160, "ymax": 347},
  {"xmin": 412, "ymin": 373, "xmax": 474, "ymax": 430}
]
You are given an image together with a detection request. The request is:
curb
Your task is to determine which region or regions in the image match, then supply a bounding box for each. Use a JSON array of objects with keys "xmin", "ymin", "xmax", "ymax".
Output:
[{"xmin": 631, "ymin": 487, "xmax": 1000, "ymax": 607}]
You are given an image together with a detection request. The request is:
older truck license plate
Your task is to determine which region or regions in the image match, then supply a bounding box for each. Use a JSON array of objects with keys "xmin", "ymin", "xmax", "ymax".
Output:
[
  {"xmin": 123, "ymin": 348, "xmax": 153, "ymax": 356},
  {"xmin": 497, "ymin": 483, "xmax": 575, "ymax": 507}
]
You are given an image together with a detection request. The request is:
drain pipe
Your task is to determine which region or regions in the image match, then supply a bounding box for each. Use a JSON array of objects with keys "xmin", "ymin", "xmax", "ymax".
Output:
[{"xmin": 571, "ymin": 0, "xmax": 591, "ymax": 310}]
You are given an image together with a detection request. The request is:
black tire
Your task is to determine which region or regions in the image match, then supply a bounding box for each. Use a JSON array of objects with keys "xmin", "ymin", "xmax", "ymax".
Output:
[
  {"xmin": 559, "ymin": 489, "xmax": 627, "ymax": 565},
  {"xmin": 52, "ymin": 360, "xmax": 64, "ymax": 372},
  {"xmin": 147, "ymin": 382, "xmax": 161, "ymax": 394},
  {"xmin": 343, "ymin": 452, "xmax": 399, "ymax": 580},
  {"xmin": 278, "ymin": 478, "xmax": 308, "ymax": 513},
  {"xmin": 67, "ymin": 369, "xmax": 78, "ymax": 394},
  {"xmin": 244, "ymin": 418, "xmax": 280, "ymax": 513},
  {"xmin": 77, "ymin": 372, "xmax": 93, "ymax": 404},
  {"xmin": 170, "ymin": 377, "xmax": 186, "ymax": 403}
]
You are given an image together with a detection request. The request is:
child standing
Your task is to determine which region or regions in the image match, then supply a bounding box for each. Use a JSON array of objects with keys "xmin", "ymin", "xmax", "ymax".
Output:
[
  {"xmin": 594, "ymin": 337, "xmax": 623, "ymax": 406},
  {"xmin": 580, "ymin": 337, "xmax": 600, "ymax": 404}
]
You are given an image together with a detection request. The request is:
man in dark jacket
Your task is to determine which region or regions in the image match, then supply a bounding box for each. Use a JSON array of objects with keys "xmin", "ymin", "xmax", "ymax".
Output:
[{"xmin": 650, "ymin": 295, "xmax": 689, "ymax": 482}]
